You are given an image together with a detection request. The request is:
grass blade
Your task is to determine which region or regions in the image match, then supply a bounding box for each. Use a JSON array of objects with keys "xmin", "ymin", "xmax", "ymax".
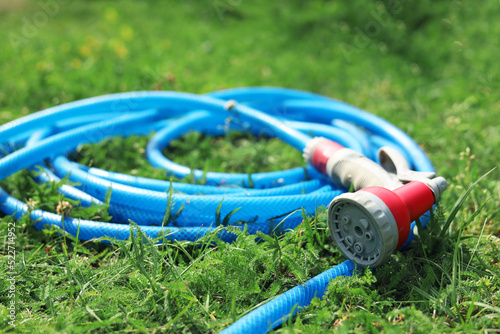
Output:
[{"xmin": 439, "ymin": 168, "xmax": 495, "ymax": 239}]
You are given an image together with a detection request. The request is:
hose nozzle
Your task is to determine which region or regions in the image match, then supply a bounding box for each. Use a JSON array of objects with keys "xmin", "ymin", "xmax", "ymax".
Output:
[
  {"xmin": 304, "ymin": 137, "xmax": 448, "ymax": 268},
  {"xmin": 328, "ymin": 181, "xmax": 442, "ymax": 267}
]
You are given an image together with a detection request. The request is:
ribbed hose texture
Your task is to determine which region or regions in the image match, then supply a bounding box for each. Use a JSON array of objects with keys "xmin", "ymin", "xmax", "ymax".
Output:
[
  {"xmin": 0, "ymin": 87, "xmax": 436, "ymax": 333},
  {"xmin": 221, "ymin": 261, "xmax": 355, "ymax": 334}
]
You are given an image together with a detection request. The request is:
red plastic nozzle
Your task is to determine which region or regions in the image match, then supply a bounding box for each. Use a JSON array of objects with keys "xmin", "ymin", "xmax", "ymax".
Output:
[
  {"xmin": 304, "ymin": 137, "xmax": 402, "ymax": 190},
  {"xmin": 310, "ymin": 139, "xmax": 344, "ymax": 174},
  {"xmin": 360, "ymin": 181, "xmax": 435, "ymax": 250},
  {"xmin": 328, "ymin": 180, "xmax": 439, "ymax": 267}
]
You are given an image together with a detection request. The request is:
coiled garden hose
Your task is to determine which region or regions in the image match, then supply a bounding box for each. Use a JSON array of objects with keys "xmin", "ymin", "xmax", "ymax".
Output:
[{"xmin": 0, "ymin": 87, "xmax": 446, "ymax": 333}]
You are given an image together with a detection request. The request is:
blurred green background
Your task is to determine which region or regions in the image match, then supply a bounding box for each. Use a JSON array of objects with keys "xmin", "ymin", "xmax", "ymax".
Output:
[
  {"xmin": 0, "ymin": 0, "xmax": 499, "ymax": 332},
  {"xmin": 1, "ymin": 0, "xmax": 498, "ymax": 178}
]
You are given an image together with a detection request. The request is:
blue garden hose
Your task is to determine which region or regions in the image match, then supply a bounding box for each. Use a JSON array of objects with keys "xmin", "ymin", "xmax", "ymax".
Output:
[{"xmin": 0, "ymin": 87, "xmax": 435, "ymax": 333}]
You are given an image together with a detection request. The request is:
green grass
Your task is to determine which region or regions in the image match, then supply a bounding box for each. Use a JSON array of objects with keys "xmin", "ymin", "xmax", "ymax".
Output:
[{"xmin": 0, "ymin": 0, "xmax": 499, "ymax": 333}]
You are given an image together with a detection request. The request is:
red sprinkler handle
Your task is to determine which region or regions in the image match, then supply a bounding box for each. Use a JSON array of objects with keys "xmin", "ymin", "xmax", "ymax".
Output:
[{"xmin": 304, "ymin": 137, "xmax": 447, "ymax": 268}]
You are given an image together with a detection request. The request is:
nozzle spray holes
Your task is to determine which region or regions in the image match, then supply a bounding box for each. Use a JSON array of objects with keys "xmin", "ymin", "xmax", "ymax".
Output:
[{"xmin": 354, "ymin": 243, "xmax": 364, "ymax": 253}]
